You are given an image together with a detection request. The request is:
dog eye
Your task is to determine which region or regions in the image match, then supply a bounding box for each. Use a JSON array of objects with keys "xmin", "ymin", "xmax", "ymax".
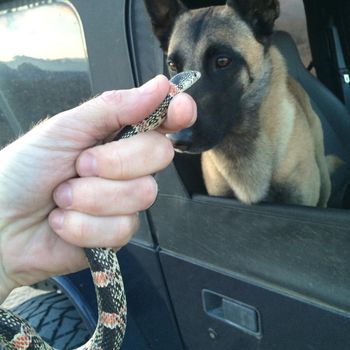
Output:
[
  {"xmin": 216, "ymin": 56, "xmax": 232, "ymax": 69},
  {"xmin": 167, "ymin": 60, "xmax": 178, "ymax": 72}
]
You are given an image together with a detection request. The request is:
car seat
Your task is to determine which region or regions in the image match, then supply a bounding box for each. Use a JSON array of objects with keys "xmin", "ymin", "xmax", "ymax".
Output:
[{"xmin": 272, "ymin": 31, "xmax": 350, "ymax": 208}]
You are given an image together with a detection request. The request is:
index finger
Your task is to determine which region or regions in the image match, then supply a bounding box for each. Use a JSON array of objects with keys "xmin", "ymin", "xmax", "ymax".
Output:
[{"xmin": 42, "ymin": 75, "xmax": 171, "ymax": 147}]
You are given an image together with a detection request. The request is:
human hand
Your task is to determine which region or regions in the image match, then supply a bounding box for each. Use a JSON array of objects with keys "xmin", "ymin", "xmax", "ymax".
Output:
[{"xmin": 0, "ymin": 75, "xmax": 197, "ymax": 301}]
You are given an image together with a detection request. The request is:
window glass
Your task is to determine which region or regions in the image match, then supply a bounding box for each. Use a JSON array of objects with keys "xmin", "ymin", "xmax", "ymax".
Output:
[
  {"xmin": 0, "ymin": 1, "xmax": 92, "ymax": 148},
  {"xmin": 275, "ymin": 0, "xmax": 313, "ymax": 70}
]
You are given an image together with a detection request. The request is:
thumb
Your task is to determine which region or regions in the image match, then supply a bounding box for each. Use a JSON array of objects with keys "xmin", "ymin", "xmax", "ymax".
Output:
[{"xmin": 38, "ymin": 75, "xmax": 170, "ymax": 147}]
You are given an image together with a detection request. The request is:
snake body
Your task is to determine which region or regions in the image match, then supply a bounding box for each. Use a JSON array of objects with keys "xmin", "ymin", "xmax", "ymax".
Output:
[{"xmin": 0, "ymin": 70, "xmax": 200, "ymax": 350}]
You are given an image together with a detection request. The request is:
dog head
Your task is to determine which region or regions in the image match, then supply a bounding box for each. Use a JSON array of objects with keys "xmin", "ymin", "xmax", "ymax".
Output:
[{"xmin": 144, "ymin": 0, "xmax": 280, "ymax": 153}]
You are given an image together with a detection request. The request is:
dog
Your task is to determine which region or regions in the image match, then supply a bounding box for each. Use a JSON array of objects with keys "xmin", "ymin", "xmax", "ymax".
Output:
[{"xmin": 144, "ymin": 0, "xmax": 331, "ymax": 207}]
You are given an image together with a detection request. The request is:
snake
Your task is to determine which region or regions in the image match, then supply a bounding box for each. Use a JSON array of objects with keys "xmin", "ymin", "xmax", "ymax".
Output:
[{"xmin": 0, "ymin": 70, "xmax": 201, "ymax": 350}]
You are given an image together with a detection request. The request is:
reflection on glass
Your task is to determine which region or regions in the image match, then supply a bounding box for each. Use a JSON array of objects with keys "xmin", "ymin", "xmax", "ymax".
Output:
[{"xmin": 0, "ymin": 1, "xmax": 92, "ymax": 147}]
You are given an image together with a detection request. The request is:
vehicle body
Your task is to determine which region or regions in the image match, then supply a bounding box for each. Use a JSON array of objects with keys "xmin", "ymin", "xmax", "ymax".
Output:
[{"xmin": 0, "ymin": 0, "xmax": 350, "ymax": 349}]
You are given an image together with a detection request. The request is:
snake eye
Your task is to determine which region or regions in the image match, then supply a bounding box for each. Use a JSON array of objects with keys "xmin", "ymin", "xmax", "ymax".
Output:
[
  {"xmin": 216, "ymin": 56, "xmax": 232, "ymax": 69},
  {"xmin": 168, "ymin": 60, "xmax": 178, "ymax": 72}
]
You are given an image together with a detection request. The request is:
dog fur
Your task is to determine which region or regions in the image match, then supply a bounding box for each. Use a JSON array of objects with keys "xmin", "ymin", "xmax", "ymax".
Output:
[{"xmin": 144, "ymin": 0, "xmax": 331, "ymax": 207}]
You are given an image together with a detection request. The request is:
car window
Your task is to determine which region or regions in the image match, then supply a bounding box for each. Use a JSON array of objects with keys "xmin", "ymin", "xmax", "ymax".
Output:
[
  {"xmin": 0, "ymin": 1, "xmax": 92, "ymax": 148},
  {"xmin": 275, "ymin": 0, "xmax": 313, "ymax": 71}
]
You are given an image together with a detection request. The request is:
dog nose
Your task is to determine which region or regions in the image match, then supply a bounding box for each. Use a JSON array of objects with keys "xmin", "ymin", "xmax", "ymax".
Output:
[{"xmin": 167, "ymin": 129, "xmax": 193, "ymax": 152}]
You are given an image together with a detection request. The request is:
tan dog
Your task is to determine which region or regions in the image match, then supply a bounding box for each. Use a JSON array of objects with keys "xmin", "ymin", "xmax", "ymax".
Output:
[{"xmin": 144, "ymin": 0, "xmax": 331, "ymax": 207}]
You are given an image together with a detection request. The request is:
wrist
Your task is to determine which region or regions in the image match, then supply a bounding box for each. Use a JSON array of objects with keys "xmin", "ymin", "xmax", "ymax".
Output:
[
  {"xmin": 0, "ymin": 230, "xmax": 17, "ymax": 304},
  {"xmin": 0, "ymin": 286, "xmax": 11, "ymax": 304},
  {"xmin": 0, "ymin": 270, "xmax": 13, "ymax": 304}
]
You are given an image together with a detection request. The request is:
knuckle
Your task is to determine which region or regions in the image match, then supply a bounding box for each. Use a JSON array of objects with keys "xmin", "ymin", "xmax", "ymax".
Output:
[
  {"xmin": 127, "ymin": 214, "xmax": 140, "ymax": 234},
  {"xmin": 73, "ymin": 221, "xmax": 87, "ymax": 245},
  {"xmin": 83, "ymin": 188, "xmax": 104, "ymax": 214},
  {"xmin": 100, "ymin": 90, "xmax": 125, "ymax": 106},
  {"xmin": 117, "ymin": 215, "xmax": 139, "ymax": 246},
  {"xmin": 155, "ymin": 135, "xmax": 174, "ymax": 165},
  {"xmin": 162, "ymin": 136, "xmax": 175, "ymax": 162},
  {"xmin": 96, "ymin": 143, "xmax": 126, "ymax": 180},
  {"xmin": 140, "ymin": 176, "xmax": 158, "ymax": 209},
  {"xmin": 86, "ymin": 199, "xmax": 102, "ymax": 215},
  {"xmin": 110, "ymin": 146, "xmax": 126, "ymax": 179},
  {"xmin": 62, "ymin": 211, "xmax": 86, "ymax": 245}
]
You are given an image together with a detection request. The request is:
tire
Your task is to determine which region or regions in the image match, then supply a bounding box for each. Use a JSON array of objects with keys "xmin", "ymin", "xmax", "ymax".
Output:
[{"xmin": 1, "ymin": 289, "xmax": 91, "ymax": 349}]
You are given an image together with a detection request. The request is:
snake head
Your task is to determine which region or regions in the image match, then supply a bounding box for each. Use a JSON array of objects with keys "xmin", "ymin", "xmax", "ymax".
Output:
[{"xmin": 169, "ymin": 71, "xmax": 201, "ymax": 94}]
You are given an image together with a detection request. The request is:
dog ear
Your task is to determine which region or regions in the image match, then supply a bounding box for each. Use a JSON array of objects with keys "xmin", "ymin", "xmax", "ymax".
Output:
[
  {"xmin": 144, "ymin": 0, "xmax": 187, "ymax": 51},
  {"xmin": 227, "ymin": 0, "xmax": 280, "ymax": 37}
]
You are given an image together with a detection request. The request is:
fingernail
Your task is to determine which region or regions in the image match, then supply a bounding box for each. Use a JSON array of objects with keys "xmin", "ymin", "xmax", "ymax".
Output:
[
  {"xmin": 54, "ymin": 183, "xmax": 72, "ymax": 208},
  {"xmin": 77, "ymin": 152, "xmax": 97, "ymax": 176},
  {"xmin": 49, "ymin": 210, "xmax": 64, "ymax": 231},
  {"xmin": 138, "ymin": 75, "xmax": 162, "ymax": 95}
]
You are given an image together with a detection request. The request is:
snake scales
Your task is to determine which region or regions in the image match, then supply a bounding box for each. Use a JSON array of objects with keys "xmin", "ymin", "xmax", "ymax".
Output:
[{"xmin": 0, "ymin": 70, "xmax": 200, "ymax": 350}]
